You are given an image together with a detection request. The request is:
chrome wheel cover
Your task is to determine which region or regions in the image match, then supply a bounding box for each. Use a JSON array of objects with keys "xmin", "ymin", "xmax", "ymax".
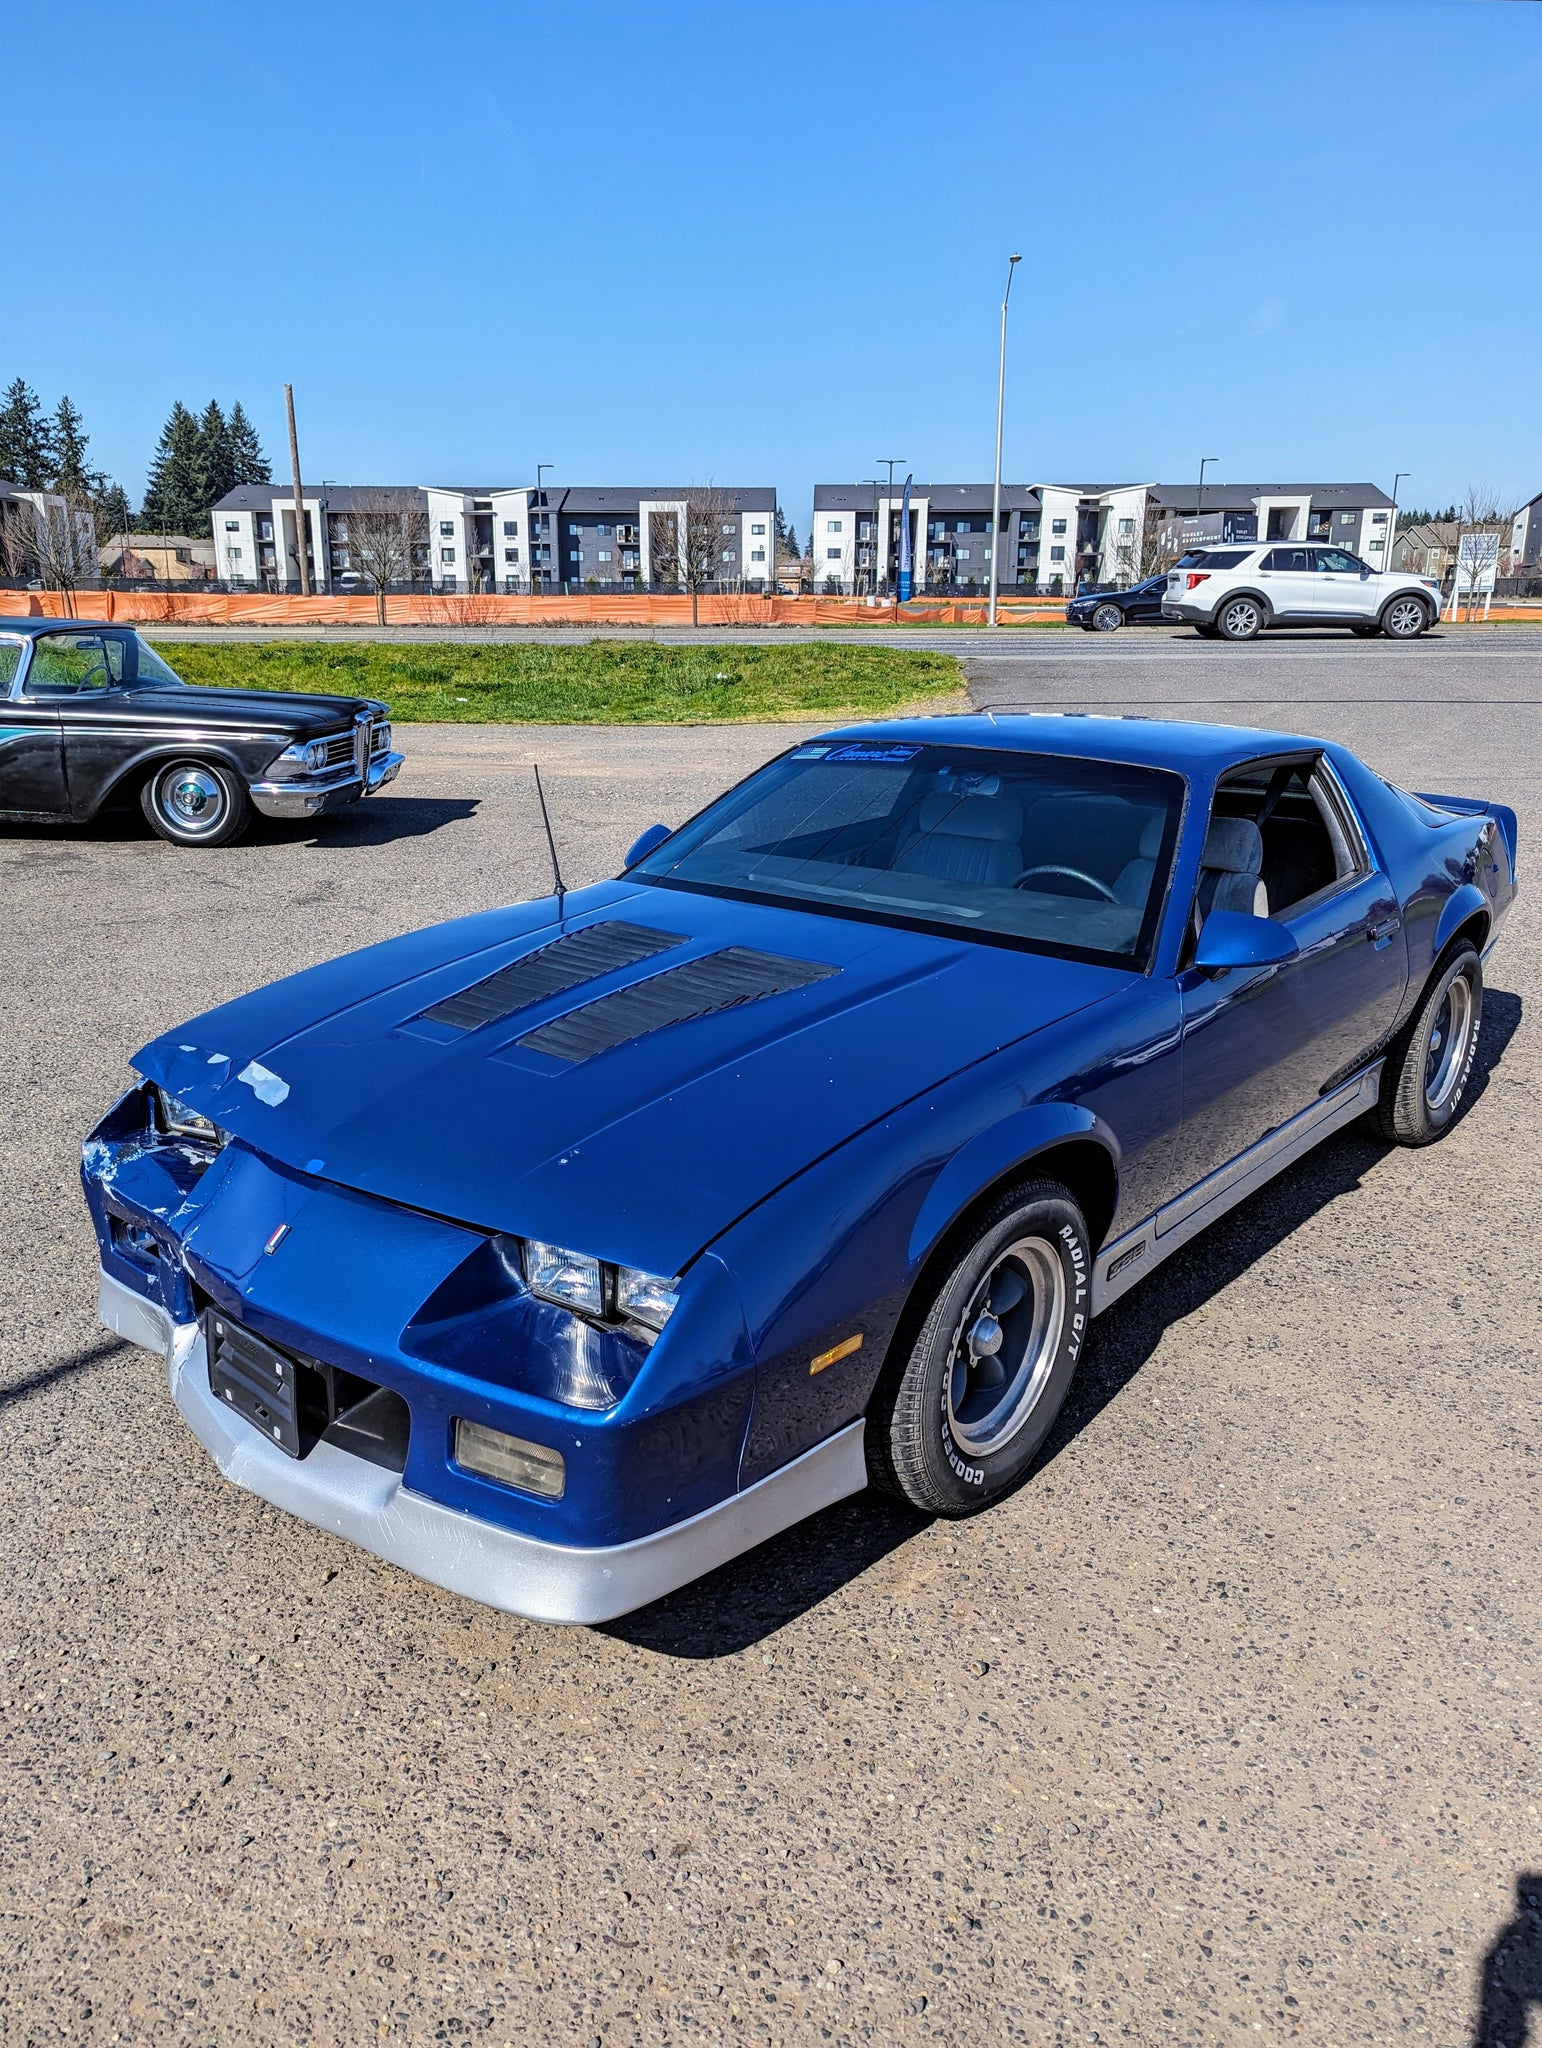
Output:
[
  {"xmin": 1093, "ymin": 603, "xmax": 1122, "ymax": 631},
  {"xmin": 945, "ymin": 1235, "xmax": 1066, "ymax": 1457},
  {"xmin": 1425, "ymin": 972, "xmax": 1475, "ymax": 1110},
  {"xmin": 157, "ymin": 764, "xmax": 225, "ymax": 832},
  {"xmin": 1386, "ymin": 597, "xmax": 1425, "ymax": 637}
]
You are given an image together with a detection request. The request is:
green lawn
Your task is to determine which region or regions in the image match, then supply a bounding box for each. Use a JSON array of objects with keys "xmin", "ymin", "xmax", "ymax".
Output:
[{"xmin": 150, "ymin": 638, "xmax": 967, "ymax": 724}]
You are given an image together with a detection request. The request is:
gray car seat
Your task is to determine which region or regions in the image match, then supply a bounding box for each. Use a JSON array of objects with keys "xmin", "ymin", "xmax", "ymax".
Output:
[
  {"xmin": 1112, "ymin": 813, "xmax": 1166, "ymax": 908},
  {"xmin": 1196, "ymin": 815, "xmax": 1268, "ymax": 920},
  {"xmin": 894, "ymin": 790, "xmax": 1025, "ymax": 889}
]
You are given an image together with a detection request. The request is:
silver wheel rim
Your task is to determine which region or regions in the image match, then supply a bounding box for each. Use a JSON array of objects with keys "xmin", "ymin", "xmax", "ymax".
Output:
[
  {"xmin": 1094, "ymin": 605, "xmax": 1120, "ymax": 630},
  {"xmin": 945, "ymin": 1235, "xmax": 1066, "ymax": 1457},
  {"xmin": 157, "ymin": 764, "xmax": 226, "ymax": 834},
  {"xmin": 1387, "ymin": 599, "xmax": 1424, "ymax": 636},
  {"xmin": 1224, "ymin": 601, "xmax": 1259, "ymax": 635},
  {"xmin": 1425, "ymin": 972, "xmax": 1475, "ymax": 1110}
]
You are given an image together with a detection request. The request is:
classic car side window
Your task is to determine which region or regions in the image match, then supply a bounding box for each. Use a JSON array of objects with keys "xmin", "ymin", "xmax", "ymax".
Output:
[
  {"xmin": 25, "ymin": 632, "xmax": 118, "ymax": 696},
  {"xmin": 1204, "ymin": 757, "xmax": 1366, "ymax": 923}
]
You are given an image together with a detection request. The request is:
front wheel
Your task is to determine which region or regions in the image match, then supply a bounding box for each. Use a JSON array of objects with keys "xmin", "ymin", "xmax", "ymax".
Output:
[
  {"xmin": 1217, "ymin": 595, "xmax": 1265, "ymax": 641},
  {"xmin": 140, "ymin": 758, "xmax": 251, "ymax": 847},
  {"xmin": 1382, "ymin": 594, "xmax": 1432, "ymax": 640},
  {"xmin": 872, "ymin": 1180, "xmax": 1090, "ymax": 1515},
  {"xmin": 1091, "ymin": 602, "xmax": 1123, "ymax": 633},
  {"xmin": 1373, "ymin": 940, "xmax": 1483, "ymax": 1144}
]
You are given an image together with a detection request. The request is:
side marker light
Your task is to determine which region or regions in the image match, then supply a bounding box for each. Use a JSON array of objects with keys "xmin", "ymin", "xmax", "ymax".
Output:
[{"xmin": 809, "ymin": 1332, "xmax": 863, "ymax": 1376}]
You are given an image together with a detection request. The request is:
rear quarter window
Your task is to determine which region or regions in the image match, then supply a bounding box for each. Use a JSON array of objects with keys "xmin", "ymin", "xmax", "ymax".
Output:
[{"xmin": 1188, "ymin": 549, "xmax": 1253, "ymax": 570}]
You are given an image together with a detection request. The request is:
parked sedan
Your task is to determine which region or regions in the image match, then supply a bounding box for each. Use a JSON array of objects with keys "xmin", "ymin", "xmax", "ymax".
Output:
[
  {"xmin": 1065, "ymin": 574, "xmax": 1174, "ymax": 632},
  {"xmin": 0, "ymin": 619, "xmax": 402, "ymax": 845},
  {"xmin": 84, "ymin": 716, "xmax": 1515, "ymax": 1622}
]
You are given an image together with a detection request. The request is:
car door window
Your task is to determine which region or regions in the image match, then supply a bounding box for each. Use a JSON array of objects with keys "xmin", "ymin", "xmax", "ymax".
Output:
[
  {"xmin": 0, "ymin": 639, "xmax": 24, "ymax": 692},
  {"xmin": 25, "ymin": 632, "xmax": 119, "ymax": 696},
  {"xmin": 1261, "ymin": 548, "xmax": 1311, "ymax": 574},
  {"xmin": 1316, "ymin": 549, "xmax": 1363, "ymax": 575},
  {"xmin": 1203, "ymin": 757, "xmax": 1364, "ymax": 921}
]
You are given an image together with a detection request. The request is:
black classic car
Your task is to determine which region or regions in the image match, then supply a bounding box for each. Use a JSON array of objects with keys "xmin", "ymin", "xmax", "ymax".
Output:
[{"xmin": 0, "ymin": 619, "xmax": 402, "ymax": 846}]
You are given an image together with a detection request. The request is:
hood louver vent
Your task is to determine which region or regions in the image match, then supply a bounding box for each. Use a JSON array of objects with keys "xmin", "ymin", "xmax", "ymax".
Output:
[
  {"xmin": 419, "ymin": 921, "xmax": 687, "ymax": 1033},
  {"xmin": 516, "ymin": 947, "xmax": 839, "ymax": 1065}
]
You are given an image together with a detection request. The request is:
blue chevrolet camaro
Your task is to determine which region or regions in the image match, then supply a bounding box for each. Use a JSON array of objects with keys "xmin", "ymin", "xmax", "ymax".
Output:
[{"xmin": 82, "ymin": 716, "xmax": 1517, "ymax": 1623}]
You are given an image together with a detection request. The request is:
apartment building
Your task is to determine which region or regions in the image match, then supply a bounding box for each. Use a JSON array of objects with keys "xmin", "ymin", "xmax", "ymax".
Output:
[
  {"xmin": 811, "ymin": 480, "xmax": 1399, "ymax": 593},
  {"xmin": 1510, "ymin": 489, "xmax": 1542, "ymax": 573}
]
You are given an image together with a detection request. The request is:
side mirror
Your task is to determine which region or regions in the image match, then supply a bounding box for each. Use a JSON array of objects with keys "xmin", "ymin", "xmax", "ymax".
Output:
[
  {"xmin": 1193, "ymin": 908, "xmax": 1299, "ymax": 974},
  {"xmin": 623, "ymin": 822, "xmax": 672, "ymax": 869}
]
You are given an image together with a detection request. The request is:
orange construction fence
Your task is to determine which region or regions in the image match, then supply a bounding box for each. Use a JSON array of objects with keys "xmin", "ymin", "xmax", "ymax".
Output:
[{"xmin": 3, "ymin": 589, "xmax": 1071, "ymax": 629}]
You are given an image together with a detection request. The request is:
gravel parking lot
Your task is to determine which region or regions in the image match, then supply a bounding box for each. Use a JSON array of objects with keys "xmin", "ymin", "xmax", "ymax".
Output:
[{"xmin": 1, "ymin": 629, "xmax": 1536, "ymax": 2047}]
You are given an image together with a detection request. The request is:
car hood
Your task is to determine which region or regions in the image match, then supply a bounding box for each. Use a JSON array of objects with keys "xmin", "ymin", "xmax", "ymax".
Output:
[
  {"xmin": 133, "ymin": 882, "xmax": 1135, "ymax": 1276},
  {"xmin": 121, "ymin": 684, "xmax": 383, "ymax": 736}
]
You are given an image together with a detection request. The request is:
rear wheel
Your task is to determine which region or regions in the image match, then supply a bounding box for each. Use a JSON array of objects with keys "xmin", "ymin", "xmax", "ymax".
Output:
[
  {"xmin": 1217, "ymin": 594, "xmax": 1265, "ymax": 641},
  {"xmin": 872, "ymin": 1180, "xmax": 1090, "ymax": 1515},
  {"xmin": 1373, "ymin": 940, "xmax": 1483, "ymax": 1144},
  {"xmin": 1091, "ymin": 602, "xmax": 1123, "ymax": 633},
  {"xmin": 1194, "ymin": 622, "xmax": 1222, "ymax": 639},
  {"xmin": 1382, "ymin": 594, "xmax": 1432, "ymax": 640},
  {"xmin": 140, "ymin": 758, "xmax": 250, "ymax": 847}
]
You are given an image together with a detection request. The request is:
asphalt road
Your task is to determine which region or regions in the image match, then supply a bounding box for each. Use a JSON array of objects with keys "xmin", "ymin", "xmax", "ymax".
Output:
[{"xmin": 1, "ymin": 630, "xmax": 1537, "ymax": 2047}]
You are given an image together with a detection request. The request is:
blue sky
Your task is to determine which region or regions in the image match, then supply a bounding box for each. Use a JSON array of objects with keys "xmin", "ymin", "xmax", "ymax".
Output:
[{"xmin": 6, "ymin": 0, "xmax": 1539, "ymax": 529}]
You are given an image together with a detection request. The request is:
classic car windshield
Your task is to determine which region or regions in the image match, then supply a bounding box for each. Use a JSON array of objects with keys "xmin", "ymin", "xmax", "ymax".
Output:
[{"xmin": 634, "ymin": 740, "xmax": 1185, "ymax": 965}]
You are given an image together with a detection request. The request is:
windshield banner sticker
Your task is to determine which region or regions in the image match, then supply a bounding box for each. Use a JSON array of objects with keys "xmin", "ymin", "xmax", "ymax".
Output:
[{"xmin": 821, "ymin": 742, "xmax": 923, "ymax": 765}]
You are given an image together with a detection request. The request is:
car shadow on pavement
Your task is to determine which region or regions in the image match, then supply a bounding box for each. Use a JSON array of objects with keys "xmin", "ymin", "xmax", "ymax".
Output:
[
  {"xmin": 608, "ymin": 987, "xmax": 1521, "ymax": 1660},
  {"xmin": 1473, "ymin": 1875, "xmax": 1542, "ymax": 2046},
  {"xmin": 0, "ymin": 1336, "xmax": 127, "ymax": 1414},
  {"xmin": 252, "ymin": 794, "xmax": 481, "ymax": 847}
]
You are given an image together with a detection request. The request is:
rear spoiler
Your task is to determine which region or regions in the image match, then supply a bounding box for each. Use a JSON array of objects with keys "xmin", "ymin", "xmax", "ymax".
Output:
[{"xmin": 1414, "ymin": 792, "xmax": 1519, "ymax": 875}]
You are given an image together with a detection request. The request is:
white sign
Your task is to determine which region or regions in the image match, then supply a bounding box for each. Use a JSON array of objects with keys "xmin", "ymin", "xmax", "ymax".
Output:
[{"xmin": 1454, "ymin": 530, "xmax": 1500, "ymax": 593}]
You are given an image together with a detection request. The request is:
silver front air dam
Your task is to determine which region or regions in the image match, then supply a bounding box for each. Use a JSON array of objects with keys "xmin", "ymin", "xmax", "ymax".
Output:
[
  {"xmin": 248, "ymin": 751, "xmax": 404, "ymax": 819},
  {"xmin": 97, "ymin": 1269, "xmax": 866, "ymax": 1626}
]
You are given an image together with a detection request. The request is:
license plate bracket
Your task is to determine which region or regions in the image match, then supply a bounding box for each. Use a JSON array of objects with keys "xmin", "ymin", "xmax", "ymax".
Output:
[{"xmin": 204, "ymin": 1308, "xmax": 304, "ymax": 1458}]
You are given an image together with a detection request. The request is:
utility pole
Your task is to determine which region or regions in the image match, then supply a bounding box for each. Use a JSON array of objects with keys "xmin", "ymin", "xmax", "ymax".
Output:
[
  {"xmin": 285, "ymin": 383, "xmax": 312, "ymax": 596},
  {"xmin": 1389, "ymin": 471, "xmax": 1409, "ymax": 570},
  {"xmin": 987, "ymin": 254, "xmax": 1021, "ymax": 628},
  {"xmin": 1196, "ymin": 456, "xmax": 1217, "ymax": 543}
]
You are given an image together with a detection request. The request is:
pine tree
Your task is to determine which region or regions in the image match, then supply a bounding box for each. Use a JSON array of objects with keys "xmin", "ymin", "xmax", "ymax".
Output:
[
  {"xmin": 195, "ymin": 400, "xmax": 235, "ymax": 527},
  {"xmin": 49, "ymin": 395, "xmax": 100, "ymax": 494},
  {"xmin": 140, "ymin": 401, "xmax": 206, "ymax": 535},
  {"xmin": 95, "ymin": 480, "xmax": 132, "ymax": 540},
  {"xmin": 225, "ymin": 401, "xmax": 271, "ymax": 486},
  {"xmin": 785, "ymin": 523, "xmax": 800, "ymax": 560},
  {"xmin": 0, "ymin": 377, "xmax": 54, "ymax": 488}
]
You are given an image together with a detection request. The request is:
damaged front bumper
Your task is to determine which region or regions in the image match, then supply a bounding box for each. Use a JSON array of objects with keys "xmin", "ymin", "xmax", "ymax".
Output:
[{"xmin": 248, "ymin": 750, "xmax": 404, "ymax": 819}]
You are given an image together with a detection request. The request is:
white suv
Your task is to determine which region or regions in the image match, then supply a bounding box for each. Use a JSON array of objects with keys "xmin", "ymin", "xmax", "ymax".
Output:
[{"xmin": 1162, "ymin": 543, "xmax": 1443, "ymax": 641}]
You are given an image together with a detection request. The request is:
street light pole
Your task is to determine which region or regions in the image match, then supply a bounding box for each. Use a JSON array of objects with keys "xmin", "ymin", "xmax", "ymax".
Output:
[
  {"xmin": 1196, "ymin": 456, "xmax": 1217, "ymax": 539},
  {"xmin": 987, "ymin": 253, "xmax": 1021, "ymax": 629},
  {"xmin": 1389, "ymin": 471, "xmax": 1409, "ymax": 569},
  {"xmin": 534, "ymin": 464, "xmax": 551, "ymax": 592}
]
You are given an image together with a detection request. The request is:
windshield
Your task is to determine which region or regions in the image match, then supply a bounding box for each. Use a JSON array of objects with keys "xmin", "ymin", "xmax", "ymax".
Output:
[
  {"xmin": 634, "ymin": 740, "xmax": 1185, "ymax": 966},
  {"xmin": 127, "ymin": 635, "xmax": 185, "ymax": 686}
]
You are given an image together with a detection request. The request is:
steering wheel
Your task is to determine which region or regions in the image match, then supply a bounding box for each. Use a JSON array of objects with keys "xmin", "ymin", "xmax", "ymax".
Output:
[{"xmin": 1014, "ymin": 863, "xmax": 1120, "ymax": 903}]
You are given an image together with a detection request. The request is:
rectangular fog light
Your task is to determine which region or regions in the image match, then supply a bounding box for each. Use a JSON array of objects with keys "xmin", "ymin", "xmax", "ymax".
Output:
[{"xmin": 453, "ymin": 1418, "xmax": 566, "ymax": 1500}]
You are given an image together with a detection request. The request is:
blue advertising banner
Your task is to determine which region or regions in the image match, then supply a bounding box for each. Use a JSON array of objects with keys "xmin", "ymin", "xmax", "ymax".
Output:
[{"xmin": 897, "ymin": 473, "xmax": 914, "ymax": 602}]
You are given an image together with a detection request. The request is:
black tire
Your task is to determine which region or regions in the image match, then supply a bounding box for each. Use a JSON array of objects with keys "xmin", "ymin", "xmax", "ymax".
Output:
[
  {"xmin": 1091, "ymin": 602, "xmax": 1123, "ymax": 633},
  {"xmin": 1351, "ymin": 625, "xmax": 1379, "ymax": 637},
  {"xmin": 872, "ymin": 1179, "xmax": 1090, "ymax": 1516},
  {"xmin": 140, "ymin": 758, "xmax": 251, "ymax": 847},
  {"xmin": 1381, "ymin": 593, "xmax": 1432, "ymax": 640},
  {"xmin": 1372, "ymin": 940, "xmax": 1483, "ymax": 1145},
  {"xmin": 1194, "ymin": 623, "xmax": 1222, "ymax": 639},
  {"xmin": 1216, "ymin": 594, "xmax": 1266, "ymax": 641}
]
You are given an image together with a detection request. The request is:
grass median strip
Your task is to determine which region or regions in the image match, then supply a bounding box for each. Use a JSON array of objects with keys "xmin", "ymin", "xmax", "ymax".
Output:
[{"xmin": 151, "ymin": 637, "xmax": 967, "ymax": 724}]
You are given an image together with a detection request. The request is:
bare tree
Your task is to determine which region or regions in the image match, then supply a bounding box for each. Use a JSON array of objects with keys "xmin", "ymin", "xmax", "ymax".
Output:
[
  {"xmin": 649, "ymin": 508, "xmax": 681, "ymax": 592},
  {"xmin": 1447, "ymin": 484, "xmax": 1513, "ymax": 622},
  {"xmin": 0, "ymin": 488, "xmax": 98, "ymax": 616},
  {"xmin": 1109, "ymin": 504, "xmax": 1179, "ymax": 586},
  {"xmin": 340, "ymin": 491, "xmax": 430, "ymax": 623},
  {"xmin": 679, "ymin": 484, "xmax": 737, "ymax": 626}
]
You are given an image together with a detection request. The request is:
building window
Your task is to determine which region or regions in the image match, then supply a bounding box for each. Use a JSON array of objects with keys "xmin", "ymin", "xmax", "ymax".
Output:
[
  {"xmin": 440, "ymin": 521, "xmax": 455, "ymax": 537},
  {"xmin": 441, "ymin": 547, "xmax": 456, "ymax": 564},
  {"xmin": 721, "ymin": 548, "xmax": 736, "ymax": 561},
  {"xmin": 1050, "ymin": 545, "xmax": 1065, "ymax": 562},
  {"xmin": 721, "ymin": 523, "xmax": 735, "ymax": 535},
  {"xmin": 858, "ymin": 521, "xmax": 872, "ymax": 541},
  {"xmin": 228, "ymin": 545, "xmax": 243, "ymax": 559},
  {"xmin": 224, "ymin": 519, "xmax": 239, "ymax": 532},
  {"xmin": 1118, "ymin": 517, "xmax": 1134, "ymax": 535},
  {"xmin": 957, "ymin": 548, "xmax": 971, "ymax": 561},
  {"xmin": 596, "ymin": 523, "xmax": 611, "ymax": 537},
  {"xmin": 751, "ymin": 547, "xmax": 765, "ymax": 562},
  {"xmin": 504, "ymin": 548, "xmax": 519, "ymax": 564},
  {"xmin": 827, "ymin": 548, "xmax": 842, "ymax": 561},
  {"xmin": 503, "ymin": 520, "xmax": 518, "ymax": 537},
  {"xmin": 1051, "ymin": 518, "xmax": 1067, "ymax": 535},
  {"xmin": 570, "ymin": 549, "xmax": 581, "ymax": 563},
  {"xmin": 1371, "ymin": 512, "xmax": 1388, "ymax": 525},
  {"xmin": 597, "ymin": 550, "xmax": 612, "ymax": 563},
  {"xmin": 751, "ymin": 522, "xmax": 766, "ymax": 535},
  {"xmin": 827, "ymin": 519, "xmax": 842, "ymax": 533}
]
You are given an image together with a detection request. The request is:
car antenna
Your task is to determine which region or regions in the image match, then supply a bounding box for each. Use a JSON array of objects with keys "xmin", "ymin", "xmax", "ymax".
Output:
[{"xmin": 531, "ymin": 762, "xmax": 567, "ymax": 916}]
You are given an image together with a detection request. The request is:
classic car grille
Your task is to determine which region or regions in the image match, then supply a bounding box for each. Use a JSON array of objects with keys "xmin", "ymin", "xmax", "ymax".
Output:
[
  {"xmin": 321, "ymin": 732, "xmax": 356, "ymax": 768},
  {"xmin": 369, "ymin": 719, "xmax": 391, "ymax": 757},
  {"xmin": 419, "ymin": 921, "xmax": 687, "ymax": 1033},
  {"xmin": 516, "ymin": 947, "xmax": 839, "ymax": 1065}
]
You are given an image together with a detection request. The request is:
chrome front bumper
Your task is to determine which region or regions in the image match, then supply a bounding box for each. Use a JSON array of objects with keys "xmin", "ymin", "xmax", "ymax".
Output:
[
  {"xmin": 97, "ymin": 1268, "xmax": 868, "ymax": 1626},
  {"xmin": 248, "ymin": 751, "xmax": 404, "ymax": 819}
]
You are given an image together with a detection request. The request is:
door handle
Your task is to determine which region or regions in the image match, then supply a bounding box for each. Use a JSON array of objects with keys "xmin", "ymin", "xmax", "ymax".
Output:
[{"xmin": 1367, "ymin": 916, "xmax": 1401, "ymax": 946}]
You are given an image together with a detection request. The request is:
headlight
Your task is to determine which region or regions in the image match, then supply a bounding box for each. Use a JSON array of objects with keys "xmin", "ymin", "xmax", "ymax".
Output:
[
  {"xmin": 521, "ymin": 1240, "xmax": 680, "ymax": 1333},
  {"xmin": 153, "ymin": 1085, "xmax": 228, "ymax": 1149},
  {"xmin": 276, "ymin": 737, "xmax": 332, "ymax": 772},
  {"xmin": 374, "ymin": 721, "xmax": 392, "ymax": 753}
]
